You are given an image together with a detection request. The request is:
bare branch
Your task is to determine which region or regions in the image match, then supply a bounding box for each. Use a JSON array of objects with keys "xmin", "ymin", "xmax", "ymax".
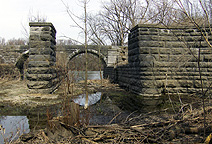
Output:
[{"xmin": 61, "ymin": 0, "xmax": 85, "ymax": 31}]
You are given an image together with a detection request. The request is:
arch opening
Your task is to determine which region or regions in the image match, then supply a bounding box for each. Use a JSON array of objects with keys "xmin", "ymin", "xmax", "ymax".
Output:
[{"xmin": 66, "ymin": 49, "xmax": 107, "ymax": 70}]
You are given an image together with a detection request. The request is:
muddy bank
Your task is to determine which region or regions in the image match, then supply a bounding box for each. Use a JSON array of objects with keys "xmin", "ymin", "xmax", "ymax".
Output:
[
  {"xmin": 0, "ymin": 80, "xmax": 62, "ymax": 108},
  {"xmin": 0, "ymin": 79, "xmax": 120, "ymax": 107},
  {"xmin": 1, "ymin": 79, "xmax": 212, "ymax": 143},
  {"xmin": 0, "ymin": 79, "xmax": 131, "ymax": 124},
  {"xmin": 13, "ymin": 102, "xmax": 212, "ymax": 143}
]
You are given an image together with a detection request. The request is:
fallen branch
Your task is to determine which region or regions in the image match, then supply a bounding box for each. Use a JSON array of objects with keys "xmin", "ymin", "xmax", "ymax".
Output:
[
  {"xmin": 93, "ymin": 135, "xmax": 116, "ymax": 142},
  {"xmin": 131, "ymin": 119, "xmax": 182, "ymax": 129},
  {"xmin": 108, "ymin": 112, "xmax": 121, "ymax": 125},
  {"xmin": 82, "ymin": 137, "xmax": 98, "ymax": 144}
]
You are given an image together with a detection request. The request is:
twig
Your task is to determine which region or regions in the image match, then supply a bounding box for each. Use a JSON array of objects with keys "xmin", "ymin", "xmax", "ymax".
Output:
[
  {"xmin": 155, "ymin": 123, "xmax": 177, "ymax": 141},
  {"xmin": 127, "ymin": 108, "xmax": 169, "ymax": 123},
  {"xmin": 9, "ymin": 128, "xmax": 21, "ymax": 144},
  {"xmin": 124, "ymin": 110, "xmax": 137, "ymax": 123},
  {"xmin": 131, "ymin": 119, "xmax": 182, "ymax": 129},
  {"xmin": 93, "ymin": 135, "xmax": 116, "ymax": 141},
  {"xmin": 60, "ymin": 122, "xmax": 84, "ymax": 136},
  {"xmin": 33, "ymin": 112, "xmax": 40, "ymax": 131},
  {"xmin": 41, "ymin": 131, "xmax": 49, "ymax": 143},
  {"xmin": 108, "ymin": 112, "xmax": 121, "ymax": 125},
  {"xmin": 82, "ymin": 137, "xmax": 98, "ymax": 144}
]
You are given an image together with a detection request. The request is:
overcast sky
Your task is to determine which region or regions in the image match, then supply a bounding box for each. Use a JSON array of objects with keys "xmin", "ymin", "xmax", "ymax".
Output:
[{"xmin": 0, "ymin": 0, "xmax": 103, "ymax": 42}]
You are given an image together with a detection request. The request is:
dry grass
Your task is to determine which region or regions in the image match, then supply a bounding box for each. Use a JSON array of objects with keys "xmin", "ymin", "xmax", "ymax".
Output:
[
  {"xmin": 13, "ymin": 101, "xmax": 212, "ymax": 143},
  {"xmin": 0, "ymin": 64, "xmax": 20, "ymax": 80}
]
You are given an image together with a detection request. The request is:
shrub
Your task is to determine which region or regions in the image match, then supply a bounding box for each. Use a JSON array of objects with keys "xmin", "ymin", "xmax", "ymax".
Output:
[{"xmin": 0, "ymin": 64, "xmax": 20, "ymax": 79}]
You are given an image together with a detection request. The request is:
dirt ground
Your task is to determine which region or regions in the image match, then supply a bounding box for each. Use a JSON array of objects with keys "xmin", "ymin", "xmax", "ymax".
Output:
[
  {"xmin": 1, "ymin": 79, "xmax": 212, "ymax": 143},
  {"xmin": 0, "ymin": 79, "xmax": 61, "ymax": 108},
  {"xmin": 0, "ymin": 79, "xmax": 121, "ymax": 107}
]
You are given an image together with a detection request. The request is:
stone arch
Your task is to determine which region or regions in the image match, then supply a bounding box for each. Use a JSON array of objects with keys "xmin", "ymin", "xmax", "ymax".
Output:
[{"xmin": 66, "ymin": 49, "xmax": 107, "ymax": 66}]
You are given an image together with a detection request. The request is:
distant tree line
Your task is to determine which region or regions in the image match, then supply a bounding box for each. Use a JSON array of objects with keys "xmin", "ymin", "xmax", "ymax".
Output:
[
  {"xmin": 0, "ymin": 37, "xmax": 77, "ymax": 46},
  {"xmin": 0, "ymin": 37, "xmax": 27, "ymax": 46}
]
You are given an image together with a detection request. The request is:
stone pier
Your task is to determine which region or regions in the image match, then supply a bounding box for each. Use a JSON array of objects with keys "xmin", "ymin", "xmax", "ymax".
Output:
[
  {"xmin": 27, "ymin": 22, "xmax": 57, "ymax": 94},
  {"xmin": 105, "ymin": 24, "xmax": 212, "ymax": 99}
]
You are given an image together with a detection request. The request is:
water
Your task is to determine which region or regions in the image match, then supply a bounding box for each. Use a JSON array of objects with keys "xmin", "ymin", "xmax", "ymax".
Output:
[
  {"xmin": 72, "ymin": 71, "xmax": 103, "ymax": 106},
  {"xmin": 69, "ymin": 71, "xmax": 103, "ymax": 82},
  {"xmin": 0, "ymin": 71, "xmax": 102, "ymax": 143},
  {"xmin": 73, "ymin": 92, "xmax": 102, "ymax": 106},
  {"xmin": 0, "ymin": 116, "xmax": 30, "ymax": 144}
]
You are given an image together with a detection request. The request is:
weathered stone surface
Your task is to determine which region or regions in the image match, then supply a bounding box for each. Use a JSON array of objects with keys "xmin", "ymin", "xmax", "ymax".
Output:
[
  {"xmin": 30, "ymin": 41, "xmax": 52, "ymax": 48},
  {"xmin": 27, "ymin": 67, "xmax": 54, "ymax": 74},
  {"xmin": 27, "ymin": 81, "xmax": 51, "ymax": 89},
  {"xmin": 28, "ymin": 61, "xmax": 54, "ymax": 67},
  {"xmin": 26, "ymin": 73, "xmax": 57, "ymax": 81},
  {"xmin": 5, "ymin": 22, "xmax": 212, "ymax": 98},
  {"xmin": 29, "ymin": 55, "xmax": 56, "ymax": 62},
  {"xmin": 27, "ymin": 22, "xmax": 57, "ymax": 94},
  {"xmin": 29, "ymin": 48, "xmax": 55, "ymax": 56},
  {"xmin": 139, "ymin": 41, "xmax": 165, "ymax": 47},
  {"xmin": 105, "ymin": 24, "xmax": 212, "ymax": 100},
  {"xmin": 0, "ymin": 45, "xmax": 28, "ymax": 64},
  {"xmin": 27, "ymin": 88, "xmax": 52, "ymax": 94}
]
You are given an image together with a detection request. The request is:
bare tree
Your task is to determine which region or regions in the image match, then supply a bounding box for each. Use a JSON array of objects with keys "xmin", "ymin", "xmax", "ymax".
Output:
[
  {"xmin": 144, "ymin": 0, "xmax": 181, "ymax": 25},
  {"xmin": 28, "ymin": 10, "xmax": 47, "ymax": 22},
  {"xmin": 91, "ymin": 0, "xmax": 149, "ymax": 46},
  {"xmin": 57, "ymin": 39, "xmax": 76, "ymax": 46},
  {"xmin": 89, "ymin": 0, "xmax": 180, "ymax": 45},
  {"xmin": 61, "ymin": 0, "xmax": 90, "ymax": 110},
  {"xmin": 84, "ymin": 0, "xmax": 89, "ymax": 110},
  {"xmin": 0, "ymin": 37, "xmax": 27, "ymax": 46},
  {"xmin": 87, "ymin": 14, "xmax": 108, "ymax": 45},
  {"xmin": 0, "ymin": 37, "xmax": 6, "ymax": 46},
  {"xmin": 6, "ymin": 38, "xmax": 27, "ymax": 45}
]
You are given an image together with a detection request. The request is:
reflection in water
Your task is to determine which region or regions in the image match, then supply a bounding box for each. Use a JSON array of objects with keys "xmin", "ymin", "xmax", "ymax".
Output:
[
  {"xmin": 0, "ymin": 71, "xmax": 103, "ymax": 143},
  {"xmin": 69, "ymin": 71, "xmax": 103, "ymax": 82},
  {"xmin": 73, "ymin": 92, "xmax": 102, "ymax": 106},
  {"xmin": 0, "ymin": 116, "xmax": 30, "ymax": 144}
]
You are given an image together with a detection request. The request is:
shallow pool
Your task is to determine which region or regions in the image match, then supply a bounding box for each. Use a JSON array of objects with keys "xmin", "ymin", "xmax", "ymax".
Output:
[{"xmin": 0, "ymin": 116, "xmax": 30, "ymax": 144}]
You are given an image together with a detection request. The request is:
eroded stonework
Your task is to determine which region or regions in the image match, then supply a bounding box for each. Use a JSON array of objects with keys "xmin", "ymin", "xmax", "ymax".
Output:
[{"xmin": 27, "ymin": 22, "xmax": 58, "ymax": 94}]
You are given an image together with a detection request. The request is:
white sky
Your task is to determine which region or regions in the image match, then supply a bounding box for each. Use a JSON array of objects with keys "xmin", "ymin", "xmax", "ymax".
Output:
[{"xmin": 0, "ymin": 0, "xmax": 103, "ymax": 42}]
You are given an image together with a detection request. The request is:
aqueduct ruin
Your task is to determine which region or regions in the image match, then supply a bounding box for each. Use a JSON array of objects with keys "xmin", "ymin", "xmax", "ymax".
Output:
[{"xmin": 2, "ymin": 22, "xmax": 212, "ymax": 101}]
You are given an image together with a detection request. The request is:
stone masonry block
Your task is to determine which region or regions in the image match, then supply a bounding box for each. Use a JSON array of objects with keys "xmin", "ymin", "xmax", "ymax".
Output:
[
  {"xmin": 29, "ymin": 48, "xmax": 55, "ymax": 56},
  {"xmin": 27, "ymin": 67, "xmax": 54, "ymax": 74},
  {"xmin": 27, "ymin": 80, "xmax": 52, "ymax": 89},
  {"xmin": 26, "ymin": 73, "xmax": 57, "ymax": 81},
  {"xmin": 29, "ymin": 55, "xmax": 56, "ymax": 62},
  {"xmin": 27, "ymin": 22, "xmax": 57, "ymax": 94},
  {"xmin": 139, "ymin": 41, "xmax": 165, "ymax": 47},
  {"xmin": 28, "ymin": 61, "xmax": 53, "ymax": 67}
]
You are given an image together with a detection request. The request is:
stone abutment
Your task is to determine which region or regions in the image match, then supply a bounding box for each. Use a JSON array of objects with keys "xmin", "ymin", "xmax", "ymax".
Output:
[
  {"xmin": 26, "ymin": 22, "xmax": 58, "ymax": 94},
  {"xmin": 105, "ymin": 24, "xmax": 212, "ymax": 101}
]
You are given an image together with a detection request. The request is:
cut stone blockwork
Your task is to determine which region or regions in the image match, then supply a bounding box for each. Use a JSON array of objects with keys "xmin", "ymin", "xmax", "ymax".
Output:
[
  {"xmin": 105, "ymin": 24, "xmax": 212, "ymax": 102},
  {"xmin": 27, "ymin": 22, "xmax": 57, "ymax": 94},
  {"xmin": 11, "ymin": 21, "xmax": 212, "ymax": 100}
]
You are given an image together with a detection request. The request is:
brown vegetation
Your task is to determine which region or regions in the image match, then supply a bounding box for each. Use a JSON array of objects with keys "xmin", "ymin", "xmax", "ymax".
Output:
[
  {"xmin": 13, "ymin": 95, "xmax": 212, "ymax": 143},
  {"xmin": 0, "ymin": 64, "xmax": 20, "ymax": 80},
  {"xmin": 2, "ymin": 0, "xmax": 212, "ymax": 143}
]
